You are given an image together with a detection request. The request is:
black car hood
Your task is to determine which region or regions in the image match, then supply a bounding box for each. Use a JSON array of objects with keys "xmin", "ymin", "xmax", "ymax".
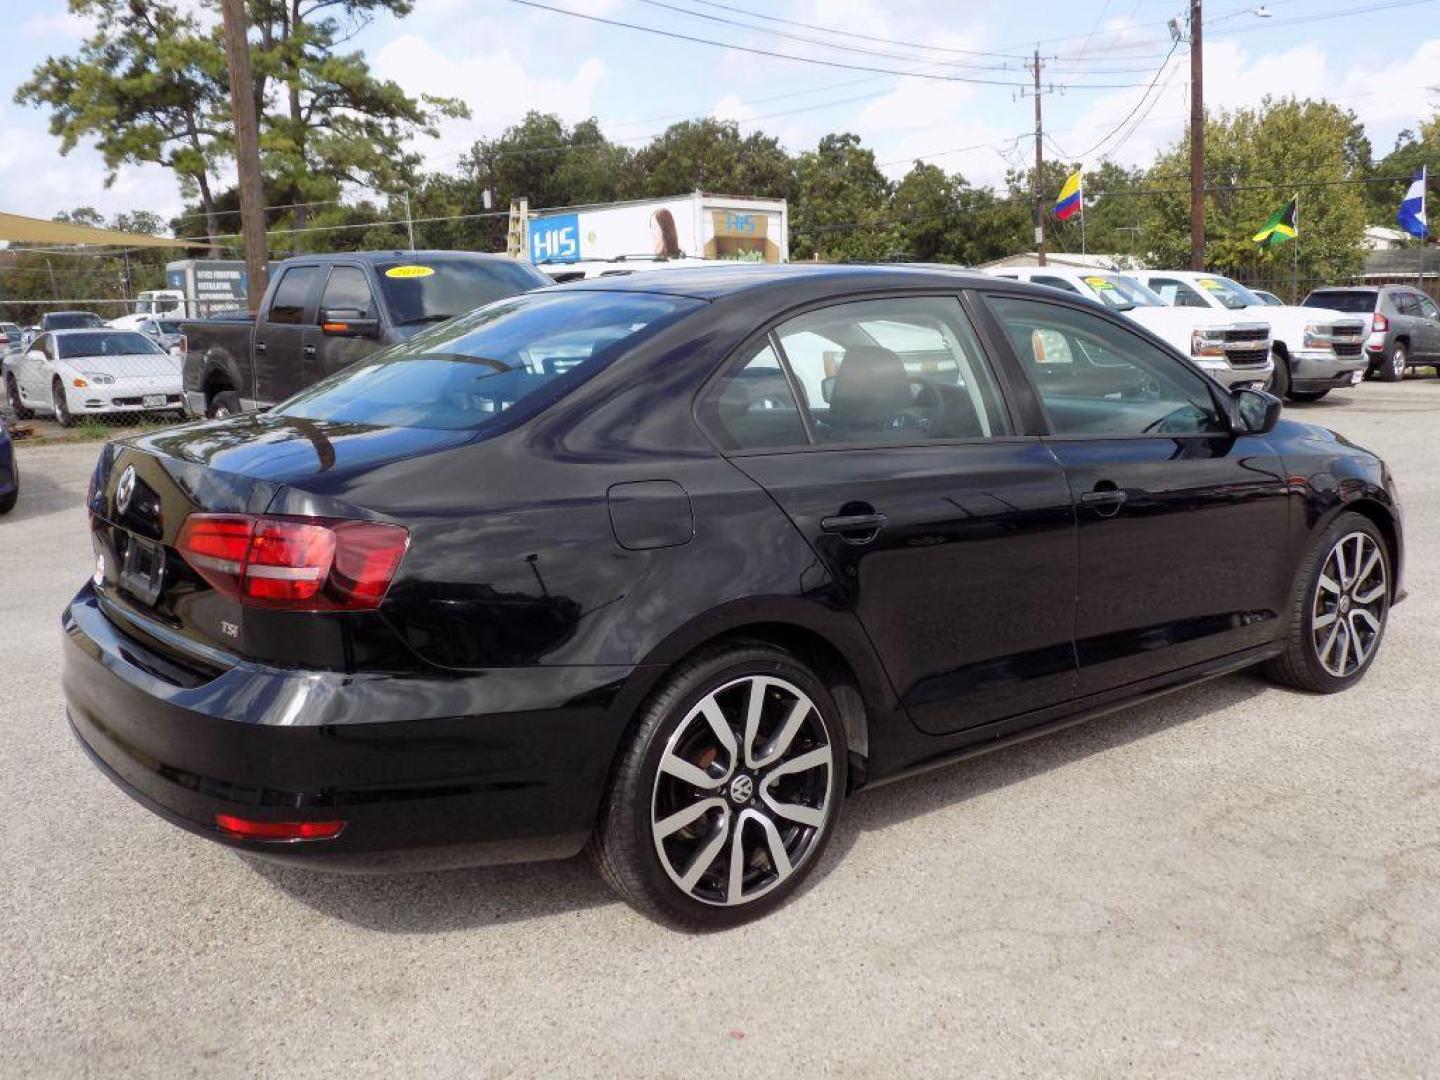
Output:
[{"xmin": 128, "ymin": 412, "xmax": 475, "ymax": 486}]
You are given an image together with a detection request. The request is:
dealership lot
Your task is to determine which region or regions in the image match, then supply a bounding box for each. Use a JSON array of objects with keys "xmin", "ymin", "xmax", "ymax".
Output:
[{"xmin": 3, "ymin": 382, "xmax": 1439, "ymax": 1077}]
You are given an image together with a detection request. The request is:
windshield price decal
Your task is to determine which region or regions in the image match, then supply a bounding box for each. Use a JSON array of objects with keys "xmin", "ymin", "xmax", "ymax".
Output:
[{"xmin": 385, "ymin": 265, "xmax": 435, "ymax": 279}]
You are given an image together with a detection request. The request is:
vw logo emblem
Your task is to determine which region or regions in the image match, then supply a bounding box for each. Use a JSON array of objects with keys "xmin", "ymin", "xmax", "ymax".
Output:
[
  {"xmin": 115, "ymin": 465, "xmax": 137, "ymax": 514},
  {"xmin": 728, "ymin": 774, "xmax": 754, "ymax": 805}
]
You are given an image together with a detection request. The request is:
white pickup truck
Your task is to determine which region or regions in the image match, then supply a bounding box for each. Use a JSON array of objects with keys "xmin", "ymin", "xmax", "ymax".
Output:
[
  {"xmin": 984, "ymin": 267, "xmax": 1274, "ymax": 390},
  {"xmin": 108, "ymin": 290, "xmax": 187, "ymax": 332},
  {"xmin": 1132, "ymin": 271, "xmax": 1367, "ymax": 401}
]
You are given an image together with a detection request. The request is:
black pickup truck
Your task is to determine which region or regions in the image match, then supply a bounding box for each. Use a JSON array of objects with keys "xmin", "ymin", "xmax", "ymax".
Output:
[{"xmin": 181, "ymin": 250, "xmax": 550, "ymax": 418}]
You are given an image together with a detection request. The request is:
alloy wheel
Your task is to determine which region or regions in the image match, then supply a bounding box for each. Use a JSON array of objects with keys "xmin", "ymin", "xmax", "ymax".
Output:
[
  {"xmin": 1393, "ymin": 347, "xmax": 1406, "ymax": 379},
  {"xmin": 1311, "ymin": 530, "xmax": 1387, "ymax": 678},
  {"xmin": 650, "ymin": 675, "xmax": 834, "ymax": 907}
]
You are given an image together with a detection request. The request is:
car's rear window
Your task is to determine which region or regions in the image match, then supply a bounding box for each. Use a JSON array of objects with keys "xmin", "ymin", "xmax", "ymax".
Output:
[
  {"xmin": 1303, "ymin": 290, "xmax": 1377, "ymax": 313},
  {"xmin": 46, "ymin": 312, "xmax": 105, "ymax": 330},
  {"xmin": 276, "ymin": 290, "xmax": 703, "ymax": 431},
  {"xmin": 57, "ymin": 331, "xmax": 164, "ymax": 358},
  {"xmin": 375, "ymin": 258, "xmax": 550, "ymax": 327}
]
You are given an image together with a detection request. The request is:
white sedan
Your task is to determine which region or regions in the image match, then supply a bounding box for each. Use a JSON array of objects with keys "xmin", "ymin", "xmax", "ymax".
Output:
[{"xmin": 4, "ymin": 328, "xmax": 184, "ymax": 427}]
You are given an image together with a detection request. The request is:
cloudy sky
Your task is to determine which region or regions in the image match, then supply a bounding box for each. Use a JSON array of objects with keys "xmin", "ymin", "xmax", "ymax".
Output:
[{"xmin": 2, "ymin": 0, "xmax": 1438, "ymax": 224}]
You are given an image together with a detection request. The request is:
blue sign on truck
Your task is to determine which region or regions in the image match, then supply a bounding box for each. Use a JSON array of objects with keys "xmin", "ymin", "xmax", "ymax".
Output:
[{"xmin": 528, "ymin": 213, "xmax": 581, "ymax": 264}]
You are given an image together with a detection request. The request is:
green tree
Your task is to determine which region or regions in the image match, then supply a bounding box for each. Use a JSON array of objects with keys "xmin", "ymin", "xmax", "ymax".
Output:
[
  {"xmin": 790, "ymin": 133, "xmax": 894, "ymax": 261},
  {"xmin": 244, "ymin": 0, "xmax": 468, "ymax": 245},
  {"xmin": 630, "ymin": 119, "xmax": 792, "ymax": 200},
  {"xmin": 888, "ymin": 163, "xmax": 957, "ymax": 261},
  {"xmin": 15, "ymin": 0, "xmax": 230, "ymax": 252},
  {"xmin": 1142, "ymin": 98, "xmax": 1369, "ymax": 295}
]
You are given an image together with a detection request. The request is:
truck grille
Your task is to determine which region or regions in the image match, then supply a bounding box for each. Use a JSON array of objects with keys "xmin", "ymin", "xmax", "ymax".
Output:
[
  {"xmin": 1333, "ymin": 341, "xmax": 1363, "ymax": 358},
  {"xmin": 1222, "ymin": 327, "xmax": 1269, "ymax": 343},
  {"xmin": 1226, "ymin": 348, "xmax": 1270, "ymax": 367}
]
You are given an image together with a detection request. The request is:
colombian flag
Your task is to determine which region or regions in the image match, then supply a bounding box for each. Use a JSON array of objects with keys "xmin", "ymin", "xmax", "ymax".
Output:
[{"xmin": 1053, "ymin": 170, "xmax": 1082, "ymax": 221}]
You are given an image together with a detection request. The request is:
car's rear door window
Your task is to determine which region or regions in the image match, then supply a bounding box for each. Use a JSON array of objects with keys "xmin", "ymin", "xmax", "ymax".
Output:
[
  {"xmin": 276, "ymin": 290, "xmax": 702, "ymax": 431},
  {"xmin": 770, "ymin": 296, "xmax": 1011, "ymax": 444},
  {"xmin": 265, "ymin": 266, "xmax": 320, "ymax": 325}
]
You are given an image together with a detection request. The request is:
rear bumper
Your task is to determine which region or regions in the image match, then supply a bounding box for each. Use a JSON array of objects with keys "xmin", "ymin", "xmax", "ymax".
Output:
[{"xmin": 62, "ymin": 585, "xmax": 641, "ymax": 871}]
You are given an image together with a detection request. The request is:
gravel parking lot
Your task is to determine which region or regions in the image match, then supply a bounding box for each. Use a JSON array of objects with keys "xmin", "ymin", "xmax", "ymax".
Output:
[{"xmin": 3, "ymin": 383, "xmax": 1438, "ymax": 1078}]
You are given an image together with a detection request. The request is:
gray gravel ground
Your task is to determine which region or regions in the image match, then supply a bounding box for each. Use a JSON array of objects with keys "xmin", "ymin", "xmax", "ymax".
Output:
[{"xmin": 2, "ymin": 382, "xmax": 1438, "ymax": 1079}]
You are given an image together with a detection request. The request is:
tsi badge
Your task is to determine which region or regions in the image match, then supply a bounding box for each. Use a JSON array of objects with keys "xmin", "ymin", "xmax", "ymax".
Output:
[
  {"xmin": 219, "ymin": 620, "xmax": 240, "ymax": 640},
  {"xmin": 115, "ymin": 465, "xmax": 137, "ymax": 514}
]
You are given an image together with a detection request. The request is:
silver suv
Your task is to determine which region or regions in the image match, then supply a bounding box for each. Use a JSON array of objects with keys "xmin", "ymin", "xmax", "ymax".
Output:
[{"xmin": 1302, "ymin": 286, "xmax": 1440, "ymax": 382}]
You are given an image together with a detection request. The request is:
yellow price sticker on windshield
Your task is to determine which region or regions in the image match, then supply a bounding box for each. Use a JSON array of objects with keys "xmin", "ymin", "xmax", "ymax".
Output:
[
  {"xmin": 1084, "ymin": 276, "xmax": 1114, "ymax": 289},
  {"xmin": 1198, "ymin": 278, "xmax": 1223, "ymax": 290},
  {"xmin": 385, "ymin": 265, "xmax": 435, "ymax": 279}
]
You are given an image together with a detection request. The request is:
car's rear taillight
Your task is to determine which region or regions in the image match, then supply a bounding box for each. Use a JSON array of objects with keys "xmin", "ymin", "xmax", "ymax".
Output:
[
  {"xmin": 176, "ymin": 513, "xmax": 408, "ymax": 610},
  {"xmin": 1373, "ymin": 312, "xmax": 1389, "ymax": 333},
  {"xmin": 215, "ymin": 814, "xmax": 345, "ymax": 841}
]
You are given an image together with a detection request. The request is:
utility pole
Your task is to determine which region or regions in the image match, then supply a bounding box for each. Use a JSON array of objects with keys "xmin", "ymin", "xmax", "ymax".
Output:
[
  {"xmin": 1032, "ymin": 47, "xmax": 1046, "ymax": 267},
  {"xmin": 219, "ymin": 0, "xmax": 269, "ymax": 314},
  {"xmin": 403, "ymin": 191, "xmax": 416, "ymax": 251},
  {"xmin": 1189, "ymin": 0, "xmax": 1205, "ymax": 270}
]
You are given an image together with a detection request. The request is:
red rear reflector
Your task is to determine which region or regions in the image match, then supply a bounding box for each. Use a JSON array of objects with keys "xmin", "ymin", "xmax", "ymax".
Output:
[
  {"xmin": 215, "ymin": 814, "xmax": 345, "ymax": 841},
  {"xmin": 177, "ymin": 513, "xmax": 408, "ymax": 611}
]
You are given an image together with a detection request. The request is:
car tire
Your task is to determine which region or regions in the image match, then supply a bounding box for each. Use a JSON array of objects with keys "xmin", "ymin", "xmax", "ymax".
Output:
[
  {"xmin": 592, "ymin": 642, "xmax": 847, "ymax": 930},
  {"xmin": 51, "ymin": 379, "xmax": 75, "ymax": 428},
  {"xmin": 1379, "ymin": 343, "xmax": 1406, "ymax": 382},
  {"xmin": 208, "ymin": 390, "xmax": 242, "ymax": 419},
  {"xmin": 6, "ymin": 374, "xmax": 33, "ymax": 421},
  {"xmin": 1264, "ymin": 511, "xmax": 1391, "ymax": 694},
  {"xmin": 1267, "ymin": 350, "xmax": 1291, "ymax": 399},
  {"xmin": 0, "ymin": 458, "xmax": 15, "ymax": 516}
]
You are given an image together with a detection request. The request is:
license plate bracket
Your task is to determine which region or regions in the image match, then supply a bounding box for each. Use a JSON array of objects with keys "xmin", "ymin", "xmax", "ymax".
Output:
[{"xmin": 119, "ymin": 533, "xmax": 166, "ymax": 606}]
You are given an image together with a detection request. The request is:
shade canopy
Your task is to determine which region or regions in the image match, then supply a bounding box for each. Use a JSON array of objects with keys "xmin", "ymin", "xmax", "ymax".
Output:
[{"xmin": 0, "ymin": 210, "xmax": 209, "ymax": 249}]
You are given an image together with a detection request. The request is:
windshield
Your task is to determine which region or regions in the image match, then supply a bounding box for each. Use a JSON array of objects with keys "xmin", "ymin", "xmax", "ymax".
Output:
[
  {"xmin": 57, "ymin": 331, "xmax": 164, "ymax": 359},
  {"xmin": 154, "ymin": 320, "xmax": 184, "ymax": 334},
  {"xmin": 277, "ymin": 290, "xmax": 702, "ymax": 431},
  {"xmin": 375, "ymin": 258, "xmax": 549, "ymax": 326},
  {"xmin": 1082, "ymin": 274, "xmax": 1166, "ymax": 310},
  {"xmin": 46, "ymin": 312, "xmax": 105, "ymax": 330},
  {"xmin": 1303, "ymin": 290, "xmax": 1377, "ymax": 314},
  {"xmin": 1192, "ymin": 276, "xmax": 1263, "ymax": 310}
]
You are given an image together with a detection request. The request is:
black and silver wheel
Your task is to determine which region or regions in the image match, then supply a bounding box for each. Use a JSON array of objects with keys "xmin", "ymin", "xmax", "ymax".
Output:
[
  {"xmin": 51, "ymin": 379, "xmax": 75, "ymax": 428},
  {"xmin": 594, "ymin": 643, "xmax": 846, "ymax": 928},
  {"xmin": 6, "ymin": 374, "xmax": 33, "ymax": 421},
  {"xmin": 1266, "ymin": 512, "xmax": 1390, "ymax": 692},
  {"xmin": 1380, "ymin": 343, "xmax": 1406, "ymax": 382},
  {"xmin": 1267, "ymin": 349, "xmax": 1291, "ymax": 399},
  {"xmin": 208, "ymin": 390, "xmax": 241, "ymax": 419}
]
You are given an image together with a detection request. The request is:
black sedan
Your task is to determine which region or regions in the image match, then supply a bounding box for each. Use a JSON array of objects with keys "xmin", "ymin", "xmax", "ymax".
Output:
[
  {"xmin": 63, "ymin": 265, "xmax": 1403, "ymax": 928},
  {"xmin": 0, "ymin": 415, "xmax": 16, "ymax": 515}
]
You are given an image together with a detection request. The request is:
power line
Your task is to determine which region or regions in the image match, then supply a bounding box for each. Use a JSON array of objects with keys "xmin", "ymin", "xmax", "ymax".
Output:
[
  {"xmin": 1047, "ymin": 38, "xmax": 1182, "ymax": 162},
  {"xmin": 505, "ymin": 0, "xmax": 1163, "ymax": 89}
]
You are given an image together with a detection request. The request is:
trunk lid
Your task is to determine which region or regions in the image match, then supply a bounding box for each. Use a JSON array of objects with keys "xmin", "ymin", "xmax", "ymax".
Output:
[{"xmin": 89, "ymin": 414, "xmax": 472, "ymax": 666}]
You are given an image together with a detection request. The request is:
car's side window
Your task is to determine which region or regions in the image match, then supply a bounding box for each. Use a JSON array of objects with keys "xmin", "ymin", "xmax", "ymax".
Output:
[
  {"xmin": 320, "ymin": 266, "xmax": 377, "ymax": 319},
  {"xmin": 987, "ymin": 295, "xmax": 1229, "ymax": 437},
  {"xmin": 1148, "ymin": 278, "xmax": 1210, "ymax": 308},
  {"xmin": 772, "ymin": 296, "xmax": 1011, "ymax": 444},
  {"xmin": 698, "ymin": 339, "xmax": 809, "ymax": 451},
  {"xmin": 265, "ymin": 266, "xmax": 320, "ymax": 325},
  {"xmin": 41, "ymin": 335, "xmax": 56, "ymax": 362},
  {"xmin": 1419, "ymin": 296, "xmax": 1440, "ymax": 321}
]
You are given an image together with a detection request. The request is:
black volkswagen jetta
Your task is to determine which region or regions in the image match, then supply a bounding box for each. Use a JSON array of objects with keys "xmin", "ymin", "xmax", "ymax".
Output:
[{"xmin": 64, "ymin": 265, "xmax": 1403, "ymax": 928}]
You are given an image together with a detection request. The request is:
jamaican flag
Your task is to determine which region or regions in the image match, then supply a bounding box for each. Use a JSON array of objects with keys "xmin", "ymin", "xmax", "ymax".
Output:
[{"xmin": 1253, "ymin": 195, "xmax": 1298, "ymax": 248}]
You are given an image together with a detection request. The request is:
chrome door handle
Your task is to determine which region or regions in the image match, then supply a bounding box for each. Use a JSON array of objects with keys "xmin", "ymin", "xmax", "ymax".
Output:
[
  {"xmin": 1079, "ymin": 490, "xmax": 1127, "ymax": 507},
  {"xmin": 820, "ymin": 512, "xmax": 888, "ymax": 543},
  {"xmin": 303, "ymin": 344, "xmax": 317, "ymax": 357}
]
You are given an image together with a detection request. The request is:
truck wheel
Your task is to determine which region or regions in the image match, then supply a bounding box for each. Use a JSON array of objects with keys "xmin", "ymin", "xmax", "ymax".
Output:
[
  {"xmin": 1379, "ymin": 344, "xmax": 1406, "ymax": 382},
  {"xmin": 208, "ymin": 390, "xmax": 242, "ymax": 419},
  {"xmin": 1266, "ymin": 350, "xmax": 1291, "ymax": 399},
  {"xmin": 6, "ymin": 374, "xmax": 33, "ymax": 421}
]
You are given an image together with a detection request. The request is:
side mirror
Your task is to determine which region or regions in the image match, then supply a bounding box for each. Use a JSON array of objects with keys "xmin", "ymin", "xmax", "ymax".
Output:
[
  {"xmin": 1232, "ymin": 387, "xmax": 1282, "ymax": 435},
  {"xmin": 320, "ymin": 308, "xmax": 380, "ymax": 339}
]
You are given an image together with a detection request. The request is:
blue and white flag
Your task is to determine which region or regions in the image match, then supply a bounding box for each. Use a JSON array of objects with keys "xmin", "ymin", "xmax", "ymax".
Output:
[{"xmin": 1398, "ymin": 166, "xmax": 1428, "ymax": 239}]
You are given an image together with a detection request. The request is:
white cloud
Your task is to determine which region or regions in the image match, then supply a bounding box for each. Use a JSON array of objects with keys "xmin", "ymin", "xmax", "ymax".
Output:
[
  {"xmin": 21, "ymin": 9, "xmax": 91, "ymax": 40},
  {"xmin": 370, "ymin": 33, "xmax": 607, "ymax": 174},
  {"xmin": 711, "ymin": 93, "xmax": 759, "ymax": 124}
]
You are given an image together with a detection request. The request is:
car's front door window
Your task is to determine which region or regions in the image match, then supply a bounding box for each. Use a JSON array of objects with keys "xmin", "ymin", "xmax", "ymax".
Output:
[
  {"xmin": 771, "ymin": 296, "xmax": 1011, "ymax": 444},
  {"xmin": 986, "ymin": 295, "xmax": 1228, "ymax": 437},
  {"xmin": 1148, "ymin": 278, "xmax": 1211, "ymax": 308}
]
